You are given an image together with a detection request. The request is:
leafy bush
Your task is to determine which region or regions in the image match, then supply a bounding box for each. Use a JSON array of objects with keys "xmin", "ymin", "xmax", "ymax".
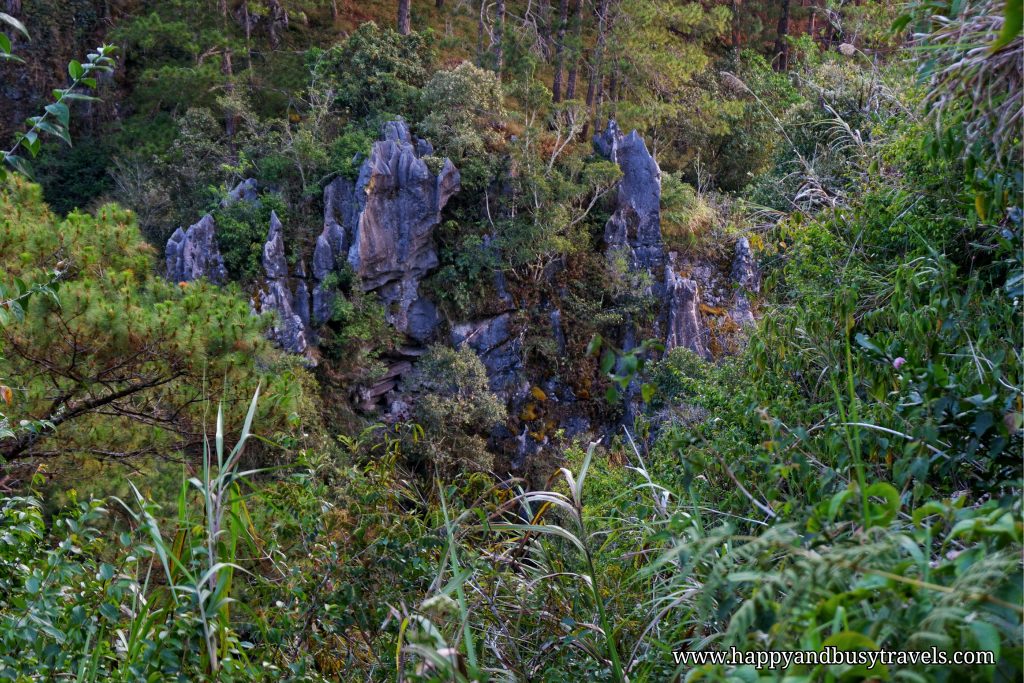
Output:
[
  {"xmin": 401, "ymin": 345, "xmax": 507, "ymax": 478},
  {"xmin": 419, "ymin": 62, "xmax": 505, "ymax": 161},
  {"xmin": 316, "ymin": 22, "xmax": 435, "ymax": 121},
  {"xmin": 660, "ymin": 172, "xmax": 718, "ymax": 248},
  {"xmin": 318, "ymin": 279, "xmax": 399, "ymax": 382},
  {"xmin": 328, "ymin": 123, "xmax": 376, "ymax": 180},
  {"xmin": 213, "ymin": 191, "xmax": 288, "ymax": 281},
  {"xmin": 0, "ymin": 394, "xmax": 320, "ymax": 680}
]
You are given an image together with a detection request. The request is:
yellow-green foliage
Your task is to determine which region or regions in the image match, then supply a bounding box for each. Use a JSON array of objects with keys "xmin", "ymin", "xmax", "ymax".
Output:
[
  {"xmin": 403, "ymin": 345, "xmax": 508, "ymax": 477},
  {"xmin": 660, "ymin": 172, "xmax": 717, "ymax": 245},
  {"xmin": 0, "ymin": 177, "xmax": 305, "ymax": 461}
]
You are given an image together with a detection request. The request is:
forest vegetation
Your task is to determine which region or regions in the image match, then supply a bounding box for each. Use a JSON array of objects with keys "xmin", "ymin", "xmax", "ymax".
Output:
[{"xmin": 0, "ymin": 0, "xmax": 1021, "ymax": 681}]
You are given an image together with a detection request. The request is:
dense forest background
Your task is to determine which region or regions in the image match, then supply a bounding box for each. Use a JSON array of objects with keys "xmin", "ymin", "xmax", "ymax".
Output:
[{"xmin": 0, "ymin": 0, "xmax": 1021, "ymax": 681}]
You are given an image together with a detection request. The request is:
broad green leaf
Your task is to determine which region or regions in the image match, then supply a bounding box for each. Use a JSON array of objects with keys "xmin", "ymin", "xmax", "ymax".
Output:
[
  {"xmin": 865, "ymin": 481, "xmax": 900, "ymax": 527},
  {"xmin": 44, "ymin": 102, "xmax": 69, "ymax": 126},
  {"xmin": 36, "ymin": 120, "xmax": 71, "ymax": 145},
  {"xmin": 4, "ymin": 153, "xmax": 33, "ymax": 178}
]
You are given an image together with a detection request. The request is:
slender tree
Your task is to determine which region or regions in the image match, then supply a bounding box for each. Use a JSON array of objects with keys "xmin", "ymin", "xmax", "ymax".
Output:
[
  {"xmin": 565, "ymin": 0, "xmax": 582, "ymax": 99},
  {"xmin": 398, "ymin": 0, "xmax": 411, "ymax": 35},
  {"xmin": 552, "ymin": 0, "xmax": 569, "ymax": 101},
  {"xmin": 493, "ymin": 0, "xmax": 506, "ymax": 73},
  {"xmin": 732, "ymin": 0, "xmax": 742, "ymax": 49},
  {"xmin": 774, "ymin": 0, "xmax": 791, "ymax": 70}
]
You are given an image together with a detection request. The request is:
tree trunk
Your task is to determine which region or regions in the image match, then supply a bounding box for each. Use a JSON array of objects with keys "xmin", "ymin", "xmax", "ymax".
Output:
[
  {"xmin": 243, "ymin": 0, "xmax": 253, "ymax": 73},
  {"xmin": 436, "ymin": 0, "xmax": 444, "ymax": 8},
  {"xmin": 774, "ymin": 0, "xmax": 791, "ymax": 70},
  {"xmin": 493, "ymin": 0, "xmax": 506, "ymax": 73},
  {"xmin": 552, "ymin": 0, "xmax": 569, "ymax": 101},
  {"xmin": 565, "ymin": 0, "xmax": 582, "ymax": 99},
  {"xmin": 397, "ymin": 0, "xmax": 411, "ymax": 35},
  {"xmin": 477, "ymin": 0, "xmax": 485, "ymax": 64},
  {"xmin": 222, "ymin": 48, "xmax": 238, "ymax": 161},
  {"xmin": 538, "ymin": 0, "xmax": 552, "ymax": 59},
  {"xmin": 587, "ymin": 0, "xmax": 611, "ymax": 132},
  {"xmin": 731, "ymin": 0, "xmax": 741, "ymax": 50}
]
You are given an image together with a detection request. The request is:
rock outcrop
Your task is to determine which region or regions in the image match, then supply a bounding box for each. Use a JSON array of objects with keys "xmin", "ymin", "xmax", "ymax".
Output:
[
  {"xmin": 595, "ymin": 120, "xmax": 665, "ymax": 278},
  {"xmin": 221, "ymin": 177, "xmax": 260, "ymax": 207},
  {"xmin": 729, "ymin": 237, "xmax": 760, "ymax": 327},
  {"xmin": 451, "ymin": 313, "xmax": 527, "ymax": 398},
  {"xmin": 312, "ymin": 118, "xmax": 460, "ymax": 343},
  {"xmin": 595, "ymin": 119, "xmax": 714, "ymax": 358},
  {"xmin": 165, "ymin": 214, "xmax": 228, "ymax": 284},
  {"xmin": 257, "ymin": 211, "xmax": 309, "ymax": 354},
  {"xmin": 165, "ymin": 178, "xmax": 263, "ymax": 285},
  {"xmin": 665, "ymin": 267, "xmax": 708, "ymax": 357}
]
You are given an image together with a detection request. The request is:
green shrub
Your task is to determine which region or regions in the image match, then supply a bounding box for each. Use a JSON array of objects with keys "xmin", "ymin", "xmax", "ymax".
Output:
[
  {"xmin": 328, "ymin": 124, "xmax": 376, "ymax": 180},
  {"xmin": 213, "ymin": 191, "xmax": 288, "ymax": 281},
  {"xmin": 315, "ymin": 22, "xmax": 435, "ymax": 121},
  {"xmin": 660, "ymin": 172, "xmax": 718, "ymax": 248},
  {"xmin": 401, "ymin": 345, "xmax": 507, "ymax": 478}
]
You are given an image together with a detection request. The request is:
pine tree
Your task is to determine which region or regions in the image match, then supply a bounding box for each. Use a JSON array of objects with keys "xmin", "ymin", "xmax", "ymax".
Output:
[{"xmin": 0, "ymin": 178, "xmax": 303, "ymax": 463}]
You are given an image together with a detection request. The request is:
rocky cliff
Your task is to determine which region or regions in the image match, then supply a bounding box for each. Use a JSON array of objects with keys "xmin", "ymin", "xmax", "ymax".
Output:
[
  {"xmin": 163, "ymin": 117, "xmax": 760, "ymax": 470},
  {"xmin": 312, "ymin": 118, "xmax": 460, "ymax": 343}
]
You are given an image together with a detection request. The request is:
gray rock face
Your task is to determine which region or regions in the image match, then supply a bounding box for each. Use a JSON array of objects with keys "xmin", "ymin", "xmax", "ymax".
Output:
[
  {"xmin": 665, "ymin": 266, "xmax": 709, "ymax": 358},
  {"xmin": 165, "ymin": 179, "xmax": 263, "ymax": 284},
  {"xmin": 594, "ymin": 119, "xmax": 664, "ymax": 276},
  {"xmin": 293, "ymin": 259, "xmax": 311, "ymax": 329},
  {"xmin": 312, "ymin": 118, "xmax": 460, "ymax": 343},
  {"xmin": 729, "ymin": 237, "xmax": 760, "ymax": 327},
  {"xmin": 165, "ymin": 214, "xmax": 228, "ymax": 284},
  {"xmin": 731, "ymin": 237, "xmax": 760, "ymax": 292},
  {"xmin": 258, "ymin": 211, "xmax": 309, "ymax": 354},
  {"xmin": 451, "ymin": 313, "xmax": 527, "ymax": 398},
  {"xmin": 550, "ymin": 308, "xmax": 567, "ymax": 356},
  {"xmin": 262, "ymin": 211, "xmax": 288, "ymax": 279},
  {"xmin": 260, "ymin": 280, "xmax": 308, "ymax": 354},
  {"xmin": 221, "ymin": 178, "xmax": 260, "ymax": 208}
]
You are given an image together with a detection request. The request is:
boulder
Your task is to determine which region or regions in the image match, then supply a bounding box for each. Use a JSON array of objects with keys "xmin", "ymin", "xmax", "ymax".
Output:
[{"xmin": 165, "ymin": 214, "xmax": 228, "ymax": 284}]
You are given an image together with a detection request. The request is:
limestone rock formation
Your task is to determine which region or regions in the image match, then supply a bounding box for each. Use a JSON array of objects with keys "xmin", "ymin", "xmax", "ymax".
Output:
[
  {"xmin": 594, "ymin": 119, "xmax": 665, "ymax": 276},
  {"xmin": 731, "ymin": 237, "xmax": 760, "ymax": 292},
  {"xmin": 221, "ymin": 177, "xmax": 260, "ymax": 207},
  {"xmin": 729, "ymin": 237, "xmax": 760, "ymax": 327},
  {"xmin": 312, "ymin": 118, "xmax": 460, "ymax": 343},
  {"xmin": 665, "ymin": 266, "xmax": 709, "ymax": 358},
  {"xmin": 165, "ymin": 214, "xmax": 228, "ymax": 284},
  {"xmin": 262, "ymin": 210, "xmax": 288, "ymax": 280},
  {"xmin": 258, "ymin": 211, "xmax": 309, "ymax": 354},
  {"xmin": 450, "ymin": 313, "xmax": 527, "ymax": 398},
  {"xmin": 166, "ymin": 178, "xmax": 263, "ymax": 284},
  {"xmin": 595, "ymin": 118, "xmax": 711, "ymax": 361}
]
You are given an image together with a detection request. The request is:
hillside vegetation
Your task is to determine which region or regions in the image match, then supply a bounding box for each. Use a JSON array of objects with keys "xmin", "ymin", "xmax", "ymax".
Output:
[{"xmin": 0, "ymin": 1, "xmax": 1021, "ymax": 681}]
